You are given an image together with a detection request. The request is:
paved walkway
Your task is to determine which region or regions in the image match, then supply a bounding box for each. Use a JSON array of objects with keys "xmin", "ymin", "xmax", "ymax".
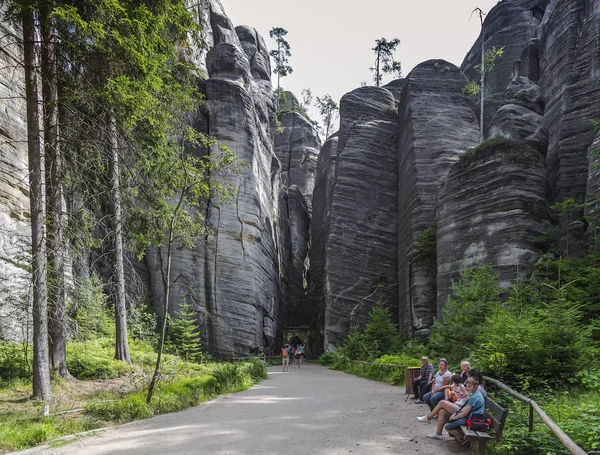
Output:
[{"xmin": 16, "ymin": 364, "xmax": 465, "ymax": 455}]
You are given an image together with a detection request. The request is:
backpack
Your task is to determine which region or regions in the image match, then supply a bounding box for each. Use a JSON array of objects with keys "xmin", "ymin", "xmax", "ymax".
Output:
[{"xmin": 281, "ymin": 348, "xmax": 288, "ymax": 357}]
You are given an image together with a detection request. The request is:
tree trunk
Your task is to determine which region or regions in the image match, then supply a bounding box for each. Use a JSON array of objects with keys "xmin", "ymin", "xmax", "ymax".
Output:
[
  {"xmin": 40, "ymin": 0, "xmax": 70, "ymax": 379},
  {"xmin": 108, "ymin": 110, "xmax": 131, "ymax": 364},
  {"xmin": 23, "ymin": 1, "xmax": 51, "ymax": 401},
  {"xmin": 480, "ymin": 24, "xmax": 485, "ymax": 143},
  {"xmin": 147, "ymin": 230, "xmax": 174, "ymax": 404}
]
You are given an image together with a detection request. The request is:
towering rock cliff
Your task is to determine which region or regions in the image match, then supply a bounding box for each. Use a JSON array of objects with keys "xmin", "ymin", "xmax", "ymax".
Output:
[
  {"xmin": 396, "ymin": 60, "xmax": 480, "ymax": 336},
  {"xmin": 0, "ymin": 9, "xmax": 30, "ymax": 339},
  {"xmin": 437, "ymin": 139, "xmax": 553, "ymax": 304},
  {"xmin": 317, "ymin": 87, "xmax": 399, "ymax": 350},
  {"xmin": 461, "ymin": 0, "xmax": 549, "ymax": 135},
  {"xmin": 538, "ymin": 0, "xmax": 600, "ymax": 207}
]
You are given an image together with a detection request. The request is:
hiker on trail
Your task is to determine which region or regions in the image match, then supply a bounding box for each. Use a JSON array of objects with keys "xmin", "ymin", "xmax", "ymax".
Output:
[
  {"xmin": 299, "ymin": 344, "xmax": 305, "ymax": 361},
  {"xmin": 294, "ymin": 345, "xmax": 302, "ymax": 370},
  {"xmin": 281, "ymin": 344, "xmax": 289, "ymax": 372},
  {"xmin": 412, "ymin": 356, "xmax": 434, "ymax": 402},
  {"xmin": 258, "ymin": 347, "xmax": 266, "ymax": 363}
]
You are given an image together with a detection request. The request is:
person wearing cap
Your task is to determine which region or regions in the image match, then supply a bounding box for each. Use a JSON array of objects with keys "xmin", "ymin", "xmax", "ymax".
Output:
[{"xmin": 412, "ymin": 356, "xmax": 434, "ymax": 402}]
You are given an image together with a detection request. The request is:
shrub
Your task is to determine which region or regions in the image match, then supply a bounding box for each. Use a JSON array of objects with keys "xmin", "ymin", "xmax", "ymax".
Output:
[
  {"xmin": 67, "ymin": 338, "xmax": 132, "ymax": 379},
  {"xmin": 360, "ymin": 300, "xmax": 404, "ymax": 360},
  {"xmin": 0, "ymin": 340, "xmax": 30, "ymax": 381},
  {"xmin": 72, "ymin": 274, "xmax": 114, "ymax": 340},
  {"xmin": 430, "ymin": 264, "xmax": 499, "ymax": 361}
]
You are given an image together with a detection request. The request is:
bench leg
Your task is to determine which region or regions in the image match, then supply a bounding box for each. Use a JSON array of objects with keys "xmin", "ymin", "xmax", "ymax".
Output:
[{"xmin": 477, "ymin": 440, "xmax": 487, "ymax": 454}]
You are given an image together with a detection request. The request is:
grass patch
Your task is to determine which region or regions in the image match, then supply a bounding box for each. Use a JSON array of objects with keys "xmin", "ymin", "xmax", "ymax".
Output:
[{"xmin": 0, "ymin": 338, "xmax": 267, "ymax": 453}]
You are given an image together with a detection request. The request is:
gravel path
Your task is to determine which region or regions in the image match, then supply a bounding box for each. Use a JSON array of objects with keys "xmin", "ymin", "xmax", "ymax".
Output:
[{"xmin": 15, "ymin": 364, "xmax": 465, "ymax": 455}]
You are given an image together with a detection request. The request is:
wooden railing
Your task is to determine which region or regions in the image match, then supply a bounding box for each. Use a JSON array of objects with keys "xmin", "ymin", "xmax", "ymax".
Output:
[
  {"xmin": 484, "ymin": 376, "xmax": 587, "ymax": 455},
  {"xmin": 346, "ymin": 360, "xmax": 588, "ymax": 455}
]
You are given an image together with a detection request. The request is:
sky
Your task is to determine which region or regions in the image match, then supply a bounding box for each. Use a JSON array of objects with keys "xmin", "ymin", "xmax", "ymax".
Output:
[{"xmin": 221, "ymin": 0, "xmax": 500, "ymax": 131}]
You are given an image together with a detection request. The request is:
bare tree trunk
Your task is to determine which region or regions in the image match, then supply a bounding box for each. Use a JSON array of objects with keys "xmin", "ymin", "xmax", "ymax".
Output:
[
  {"xmin": 108, "ymin": 111, "xmax": 131, "ymax": 364},
  {"xmin": 147, "ymin": 230, "xmax": 174, "ymax": 404},
  {"xmin": 23, "ymin": 1, "xmax": 51, "ymax": 401},
  {"xmin": 479, "ymin": 16, "xmax": 485, "ymax": 143},
  {"xmin": 40, "ymin": 0, "xmax": 70, "ymax": 379}
]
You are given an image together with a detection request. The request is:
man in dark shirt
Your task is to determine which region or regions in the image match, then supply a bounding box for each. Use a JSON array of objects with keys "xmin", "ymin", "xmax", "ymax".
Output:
[{"xmin": 412, "ymin": 356, "xmax": 434, "ymax": 402}]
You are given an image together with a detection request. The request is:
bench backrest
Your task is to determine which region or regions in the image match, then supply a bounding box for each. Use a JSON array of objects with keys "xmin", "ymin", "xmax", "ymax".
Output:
[{"xmin": 484, "ymin": 397, "xmax": 509, "ymax": 441}]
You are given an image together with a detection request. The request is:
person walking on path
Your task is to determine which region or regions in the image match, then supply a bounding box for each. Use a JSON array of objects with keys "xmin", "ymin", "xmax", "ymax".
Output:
[
  {"xmin": 281, "ymin": 344, "xmax": 290, "ymax": 372},
  {"xmin": 412, "ymin": 356, "xmax": 434, "ymax": 402},
  {"xmin": 294, "ymin": 346, "xmax": 302, "ymax": 370}
]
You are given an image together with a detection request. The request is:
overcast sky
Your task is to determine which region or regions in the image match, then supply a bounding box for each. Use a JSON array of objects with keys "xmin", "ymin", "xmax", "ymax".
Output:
[{"xmin": 221, "ymin": 0, "xmax": 500, "ymax": 132}]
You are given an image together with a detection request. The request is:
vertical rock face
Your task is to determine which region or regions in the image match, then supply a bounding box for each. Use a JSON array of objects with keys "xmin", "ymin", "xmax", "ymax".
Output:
[
  {"xmin": 200, "ymin": 45, "xmax": 282, "ymax": 357},
  {"xmin": 305, "ymin": 135, "xmax": 338, "ymax": 352},
  {"xmin": 273, "ymin": 111, "xmax": 320, "ymax": 212},
  {"xmin": 461, "ymin": 0, "xmax": 548, "ymax": 134},
  {"xmin": 321, "ymin": 87, "xmax": 398, "ymax": 350},
  {"xmin": 278, "ymin": 185, "xmax": 311, "ymax": 326},
  {"xmin": 437, "ymin": 139, "xmax": 553, "ymax": 306},
  {"xmin": 538, "ymin": 0, "xmax": 600, "ymax": 204},
  {"xmin": 487, "ymin": 76, "xmax": 548, "ymax": 154},
  {"xmin": 137, "ymin": 11, "xmax": 283, "ymax": 357},
  {"xmin": 397, "ymin": 60, "xmax": 480, "ymax": 336},
  {"xmin": 0, "ymin": 10, "xmax": 30, "ymax": 339}
]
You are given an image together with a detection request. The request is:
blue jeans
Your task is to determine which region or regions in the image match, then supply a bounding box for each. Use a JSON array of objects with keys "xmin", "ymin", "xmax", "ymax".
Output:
[
  {"xmin": 445, "ymin": 417, "xmax": 468, "ymax": 432},
  {"xmin": 424, "ymin": 391, "xmax": 445, "ymax": 411}
]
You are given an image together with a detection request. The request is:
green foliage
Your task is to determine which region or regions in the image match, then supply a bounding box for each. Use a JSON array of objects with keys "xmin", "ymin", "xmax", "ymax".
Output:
[
  {"xmin": 413, "ymin": 227, "xmax": 437, "ymax": 263},
  {"xmin": 166, "ymin": 300, "xmax": 204, "ymax": 363},
  {"xmin": 370, "ymin": 37, "xmax": 402, "ymax": 86},
  {"xmin": 360, "ymin": 300, "xmax": 404, "ymax": 360},
  {"xmin": 0, "ymin": 340, "xmax": 30, "ymax": 381},
  {"xmin": 67, "ymin": 338, "xmax": 132, "ymax": 379},
  {"xmin": 458, "ymin": 137, "xmax": 539, "ymax": 168},
  {"xmin": 72, "ymin": 274, "xmax": 114, "ymax": 341},
  {"xmin": 127, "ymin": 298, "xmax": 158, "ymax": 343},
  {"xmin": 430, "ymin": 264, "xmax": 499, "ymax": 360},
  {"xmin": 462, "ymin": 46, "xmax": 504, "ymax": 100},
  {"xmin": 315, "ymin": 94, "xmax": 339, "ymax": 139}
]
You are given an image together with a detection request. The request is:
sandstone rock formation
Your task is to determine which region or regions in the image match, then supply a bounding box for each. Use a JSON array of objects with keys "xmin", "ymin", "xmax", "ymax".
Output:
[
  {"xmin": 538, "ymin": 0, "xmax": 600, "ymax": 205},
  {"xmin": 319, "ymin": 87, "xmax": 399, "ymax": 350},
  {"xmin": 396, "ymin": 60, "xmax": 480, "ymax": 336},
  {"xmin": 461, "ymin": 0, "xmax": 549, "ymax": 134},
  {"xmin": 0, "ymin": 9, "xmax": 30, "ymax": 340},
  {"xmin": 437, "ymin": 139, "xmax": 553, "ymax": 306},
  {"xmin": 273, "ymin": 111, "xmax": 320, "ymax": 212}
]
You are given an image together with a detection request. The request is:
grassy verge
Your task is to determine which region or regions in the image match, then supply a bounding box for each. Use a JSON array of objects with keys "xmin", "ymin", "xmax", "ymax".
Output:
[{"xmin": 0, "ymin": 339, "xmax": 266, "ymax": 453}]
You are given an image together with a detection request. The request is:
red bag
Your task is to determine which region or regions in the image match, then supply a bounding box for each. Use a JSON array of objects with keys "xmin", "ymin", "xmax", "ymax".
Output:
[{"xmin": 466, "ymin": 416, "xmax": 492, "ymax": 432}]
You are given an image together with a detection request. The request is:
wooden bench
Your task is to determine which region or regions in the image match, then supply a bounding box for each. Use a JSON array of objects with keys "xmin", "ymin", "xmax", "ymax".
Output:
[{"xmin": 460, "ymin": 397, "xmax": 508, "ymax": 454}]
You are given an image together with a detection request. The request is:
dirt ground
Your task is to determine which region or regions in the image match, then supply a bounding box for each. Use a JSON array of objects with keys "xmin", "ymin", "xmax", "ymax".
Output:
[{"xmin": 13, "ymin": 364, "xmax": 467, "ymax": 455}]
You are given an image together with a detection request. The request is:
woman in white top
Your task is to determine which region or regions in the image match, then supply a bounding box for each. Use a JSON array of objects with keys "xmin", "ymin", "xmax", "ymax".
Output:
[{"xmin": 423, "ymin": 358, "xmax": 452, "ymax": 411}]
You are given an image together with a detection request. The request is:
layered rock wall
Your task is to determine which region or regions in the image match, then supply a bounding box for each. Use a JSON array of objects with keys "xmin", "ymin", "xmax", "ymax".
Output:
[
  {"xmin": 437, "ymin": 139, "xmax": 553, "ymax": 306},
  {"xmin": 396, "ymin": 60, "xmax": 479, "ymax": 335},
  {"xmin": 321, "ymin": 87, "xmax": 398, "ymax": 350},
  {"xmin": 0, "ymin": 10, "xmax": 30, "ymax": 340}
]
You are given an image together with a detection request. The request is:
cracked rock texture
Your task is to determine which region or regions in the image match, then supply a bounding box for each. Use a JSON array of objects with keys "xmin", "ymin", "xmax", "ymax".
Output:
[
  {"xmin": 0, "ymin": 9, "xmax": 30, "ymax": 340},
  {"xmin": 436, "ymin": 139, "xmax": 553, "ymax": 308},
  {"xmin": 396, "ymin": 60, "xmax": 480, "ymax": 336},
  {"xmin": 319, "ymin": 87, "xmax": 399, "ymax": 350}
]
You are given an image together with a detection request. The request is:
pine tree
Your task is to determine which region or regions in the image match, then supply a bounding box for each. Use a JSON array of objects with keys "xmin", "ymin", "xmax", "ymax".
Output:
[
  {"xmin": 370, "ymin": 38, "xmax": 401, "ymax": 87},
  {"xmin": 269, "ymin": 27, "xmax": 293, "ymax": 112},
  {"xmin": 168, "ymin": 300, "xmax": 203, "ymax": 363},
  {"xmin": 361, "ymin": 300, "xmax": 403, "ymax": 360}
]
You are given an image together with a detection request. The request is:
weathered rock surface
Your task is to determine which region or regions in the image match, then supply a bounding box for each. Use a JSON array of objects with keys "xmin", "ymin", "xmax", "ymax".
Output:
[
  {"xmin": 397, "ymin": 60, "xmax": 480, "ymax": 336},
  {"xmin": 278, "ymin": 185, "xmax": 311, "ymax": 326},
  {"xmin": 504, "ymin": 76, "xmax": 545, "ymax": 115},
  {"xmin": 0, "ymin": 10, "xmax": 30, "ymax": 340},
  {"xmin": 585, "ymin": 131, "xmax": 600, "ymax": 237},
  {"xmin": 273, "ymin": 111, "xmax": 320, "ymax": 211},
  {"xmin": 235, "ymin": 25, "xmax": 271, "ymax": 81},
  {"xmin": 487, "ymin": 103, "xmax": 548, "ymax": 154},
  {"xmin": 320, "ymin": 86, "xmax": 398, "ymax": 350},
  {"xmin": 539, "ymin": 0, "xmax": 600, "ymax": 205},
  {"xmin": 437, "ymin": 139, "xmax": 553, "ymax": 307},
  {"xmin": 305, "ymin": 135, "xmax": 338, "ymax": 352},
  {"xmin": 461, "ymin": 0, "xmax": 548, "ymax": 134}
]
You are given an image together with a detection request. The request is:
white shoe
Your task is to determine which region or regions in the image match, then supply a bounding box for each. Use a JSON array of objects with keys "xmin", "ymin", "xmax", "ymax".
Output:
[
  {"xmin": 427, "ymin": 433, "xmax": 443, "ymax": 440},
  {"xmin": 432, "ymin": 415, "xmax": 438, "ymax": 419},
  {"xmin": 417, "ymin": 415, "xmax": 430, "ymax": 422}
]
